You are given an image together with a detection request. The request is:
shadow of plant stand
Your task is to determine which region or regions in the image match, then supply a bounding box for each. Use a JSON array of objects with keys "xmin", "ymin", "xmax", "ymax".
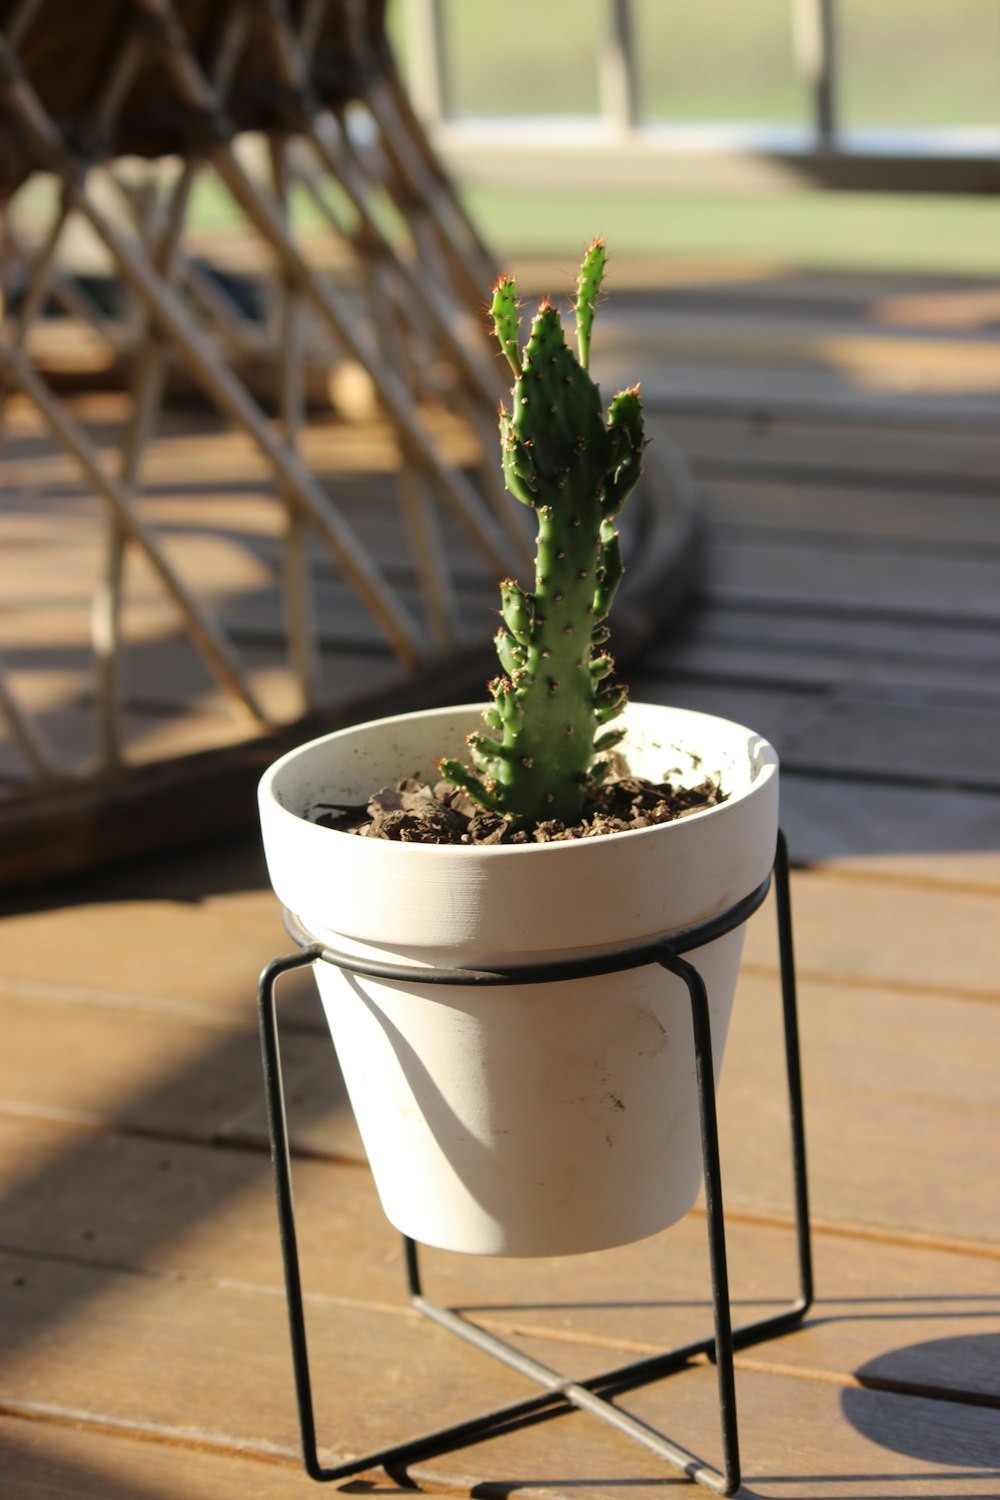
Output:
[{"xmin": 257, "ymin": 831, "xmax": 812, "ymax": 1497}]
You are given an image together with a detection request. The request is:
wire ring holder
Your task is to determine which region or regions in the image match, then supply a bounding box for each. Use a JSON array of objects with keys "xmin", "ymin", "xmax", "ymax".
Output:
[{"xmin": 257, "ymin": 830, "xmax": 812, "ymax": 1496}]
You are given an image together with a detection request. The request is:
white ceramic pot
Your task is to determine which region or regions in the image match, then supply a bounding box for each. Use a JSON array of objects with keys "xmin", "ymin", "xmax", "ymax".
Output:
[{"xmin": 258, "ymin": 702, "xmax": 778, "ymax": 1258}]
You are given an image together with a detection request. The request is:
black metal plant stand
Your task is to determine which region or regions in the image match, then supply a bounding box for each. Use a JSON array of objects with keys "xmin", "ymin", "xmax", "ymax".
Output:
[{"xmin": 256, "ymin": 830, "xmax": 812, "ymax": 1497}]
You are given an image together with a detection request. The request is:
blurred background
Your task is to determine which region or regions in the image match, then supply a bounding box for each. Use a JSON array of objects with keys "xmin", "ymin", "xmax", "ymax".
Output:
[
  {"xmin": 1, "ymin": 0, "xmax": 998, "ymax": 880},
  {"xmin": 387, "ymin": 0, "xmax": 1000, "ymax": 272}
]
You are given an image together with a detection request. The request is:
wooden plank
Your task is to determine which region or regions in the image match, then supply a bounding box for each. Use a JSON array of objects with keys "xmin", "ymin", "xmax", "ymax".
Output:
[
  {"xmin": 703, "ymin": 536, "xmax": 1000, "ymax": 623},
  {"xmin": 0, "ymin": 991, "xmax": 363, "ymax": 1161},
  {"xmin": 650, "ymin": 604, "xmax": 1000, "ymax": 677},
  {"xmin": 611, "ymin": 362, "xmax": 1000, "ymax": 426},
  {"xmin": 778, "ymin": 774, "xmax": 1000, "ymax": 884},
  {"xmin": 628, "ymin": 675, "xmax": 1000, "ymax": 794},
  {"xmin": 871, "ymin": 284, "xmax": 1000, "ymax": 332},
  {"xmin": 779, "ymin": 692, "xmax": 1000, "ymax": 792},
  {"xmin": 653, "ymin": 412, "xmax": 1000, "ymax": 486},
  {"xmin": 703, "ymin": 475, "xmax": 1000, "ymax": 549},
  {"xmin": 415, "ymin": 1366, "xmax": 1000, "ymax": 1497},
  {"xmin": 584, "ymin": 272, "xmax": 1000, "ymax": 433},
  {"xmin": 1, "ymin": 824, "xmax": 272, "ymax": 909},
  {"xmin": 0, "ymin": 1116, "xmax": 374, "ymax": 1296},
  {"xmin": 740, "ymin": 868, "xmax": 1000, "ymax": 1004},
  {"xmin": 2, "ymin": 1115, "xmax": 997, "ymax": 1401},
  {"xmin": 0, "ymin": 1248, "xmax": 538, "ymax": 1471},
  {"xmin": 595, "ymin": 286, "xmax": 983, "ymax": 333},
  {"xmin": 1, "ymin": 1242, "xmax": 998, "ymax": 1498},
  {"xmin": 516, "ymin": 258, "xmax": 1000, "ymax": 314},
  {"xmin": 0, "ymin": 895, "xmax": 295, "ymax": 1019},
  {"xmin": 717, "ymin": 970, "xmax": 1000, "ymax": 1245},
  {"xmin": 0, "ymin": 1414, "xmax": 325, "ymax": 1500},
  {"xmin": 647, "ymin": 632, "xmax": 1000, "ymax": 703},
  {"xmin": 0, "ymin": 420, "xmax": 496, "ymax": 612},
  {"xmin": 600, "ymin": 309, "xmax": 1000, "ymax": 392}
]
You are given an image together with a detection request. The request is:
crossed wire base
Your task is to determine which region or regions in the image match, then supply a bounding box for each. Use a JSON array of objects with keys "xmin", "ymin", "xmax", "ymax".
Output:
[{"xmin": 257, "ymin": 830, "xmax": 812, "ymax": 1497}]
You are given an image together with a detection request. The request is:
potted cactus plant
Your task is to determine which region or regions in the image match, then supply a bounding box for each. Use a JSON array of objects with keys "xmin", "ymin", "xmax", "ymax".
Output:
[{"xmin": 258, "ymin": 243, "xmax": 778, "ymax": 1257}]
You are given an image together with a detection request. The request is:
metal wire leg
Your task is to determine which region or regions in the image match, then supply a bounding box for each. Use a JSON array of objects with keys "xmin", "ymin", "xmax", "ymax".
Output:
[
  {"xmin": 391, "ymin": 952, "xmax": 747, "ymax": 1495},
  {"xmin": 658, "ymin": 950, "xmax": 740, "ymax": 1494},
  {"xmin": 257, "ymin": 952, "xmax": 568, "ymax": 1483},
  {"xmin": 257, "ymin": 947, "xmax": 327, "ymax": 1480},
  {"xmin": 774, "ymin": 829, "xmax": 814, "ymax": 1313}
]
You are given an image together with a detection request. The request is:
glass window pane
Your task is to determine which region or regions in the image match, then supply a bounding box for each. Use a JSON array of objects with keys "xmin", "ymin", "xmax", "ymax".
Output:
[
  {"xmin": 632, "ymin": 0, "xmax": 803, "ymax": 123},
  {"xmin": 839, "ymin": 0, "xmax": 1000, "ymax": 128},
  {"xmin": 442, "ymin": 0, "xmax": 602, "ymax": 118}
]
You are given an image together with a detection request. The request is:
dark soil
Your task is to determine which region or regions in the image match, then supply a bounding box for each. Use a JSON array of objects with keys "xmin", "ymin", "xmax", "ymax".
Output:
[{"xmin": 312, "ymin": 769, "xmax": 726, "ymax": 846}]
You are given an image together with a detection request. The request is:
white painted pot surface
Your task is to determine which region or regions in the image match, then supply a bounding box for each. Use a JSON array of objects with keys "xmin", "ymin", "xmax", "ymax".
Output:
[{"xmin": 259, "ymin": 703, "xmax": 778, "ymax": 1257}]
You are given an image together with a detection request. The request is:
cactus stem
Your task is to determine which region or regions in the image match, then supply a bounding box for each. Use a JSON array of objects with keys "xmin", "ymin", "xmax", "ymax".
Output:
[{"xmin": 446, "ymin": 242, "xmax": 645, "ymax": 830}]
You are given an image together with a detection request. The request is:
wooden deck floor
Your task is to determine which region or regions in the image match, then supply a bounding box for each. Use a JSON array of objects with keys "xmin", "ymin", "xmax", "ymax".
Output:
[{"xmin": 2, "ymin": 259, "xmax": 999, "ymax": 1497}]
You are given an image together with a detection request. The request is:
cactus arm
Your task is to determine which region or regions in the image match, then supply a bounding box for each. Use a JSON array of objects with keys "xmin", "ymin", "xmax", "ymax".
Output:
[
  {"xmin": 605, "ymin": 386, "xmax": 646, "ymax": 516},
  {"xmin": 592, "ymin": 518, "xmax": 624, "ymax": 622},
  {"xmin": 491, "ymin": 274, "xmax": 522, "ymax": 378},
  {"xmin": 500, "ymin": 579, "xmax": 533, "ymax": 644},
  {"xmin": 499, "ymin": 410, "xmax": 539, "ymax": 508},
  {"xmin": 574, "ymin": 238, "xmax": 606, "ymax": 370},
  {"xmin": 494, "ymin": 629, "xmax": 524, "ymax": 678},
  {"xmin": 437, "ymin": 756, "xmax": 504, "ymax": 813}
]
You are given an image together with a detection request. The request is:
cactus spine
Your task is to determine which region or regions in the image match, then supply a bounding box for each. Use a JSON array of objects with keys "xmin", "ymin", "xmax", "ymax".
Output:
[{"xmin": 440, "ymin": 240, "xmax": 646, "ymax": 830}]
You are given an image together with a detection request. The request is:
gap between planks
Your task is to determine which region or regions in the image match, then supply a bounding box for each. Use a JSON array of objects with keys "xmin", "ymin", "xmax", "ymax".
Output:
[
  {"xmin": 740, "ymin": 960, "xmax": 1000, "ymax": 1008},
  {"xmin": 0, "ymin": 1397, "xmax": 304, "ymax": 1471}
]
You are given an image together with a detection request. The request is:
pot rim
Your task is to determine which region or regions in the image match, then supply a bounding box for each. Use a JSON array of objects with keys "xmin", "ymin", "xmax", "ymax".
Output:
[{"xmin": 259, "ymin": 700, "xmax": 778, "ymax": 859}]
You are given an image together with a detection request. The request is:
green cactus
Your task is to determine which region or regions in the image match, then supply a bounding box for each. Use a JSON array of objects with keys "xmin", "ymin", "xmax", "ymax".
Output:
[{"xmin": 440, "ymin": 240, "xmax": 646, "ymax": 830}]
